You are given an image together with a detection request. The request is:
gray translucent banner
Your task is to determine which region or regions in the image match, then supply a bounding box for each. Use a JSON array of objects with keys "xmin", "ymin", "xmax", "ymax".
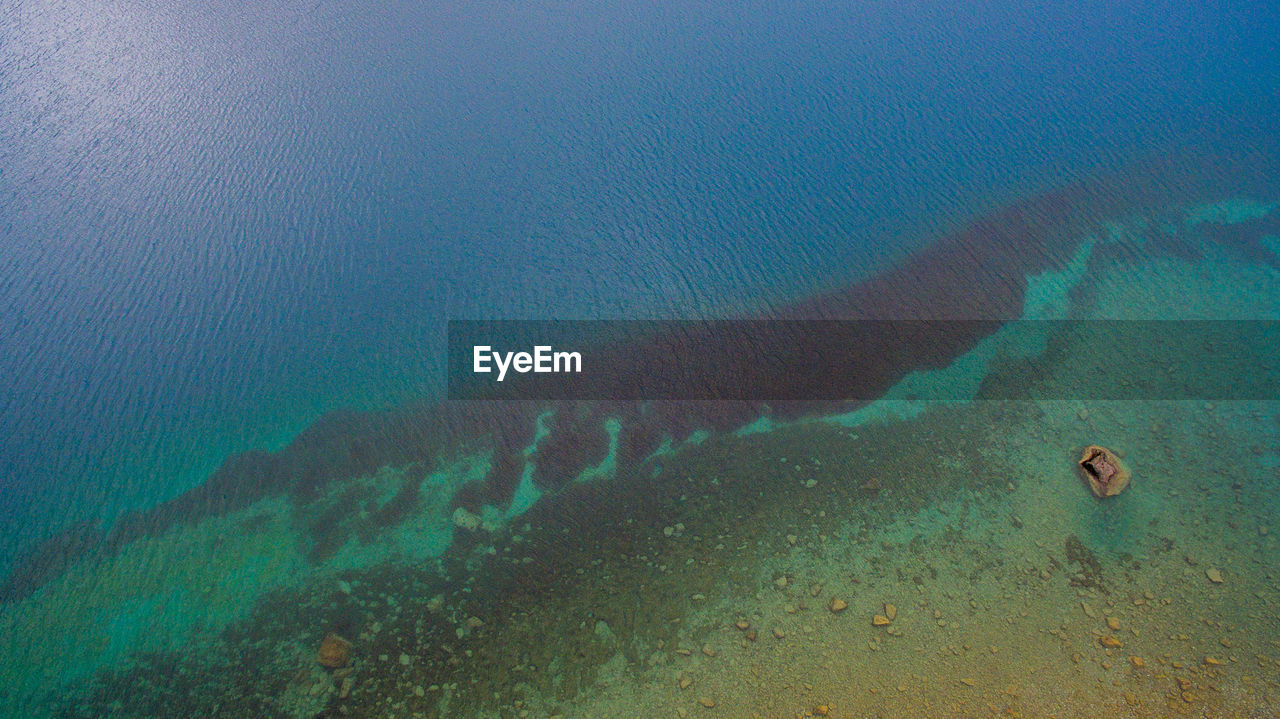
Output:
[{"xmin": 446, "ymin": 320, "xmax": 1280, "ymax": 401}]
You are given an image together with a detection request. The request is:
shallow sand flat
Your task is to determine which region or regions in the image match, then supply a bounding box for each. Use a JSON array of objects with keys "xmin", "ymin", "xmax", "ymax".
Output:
[
  {"xmin": 551, "ymin": 400, "xmax": 1280, "ymax": 719},
  {"xmin": 47, "ymin": 396, "xmax": 1280, "ymax": 718}
]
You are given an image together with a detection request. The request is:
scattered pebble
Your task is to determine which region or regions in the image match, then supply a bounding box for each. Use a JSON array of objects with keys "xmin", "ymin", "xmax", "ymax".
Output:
[
  {"xmin": 1206, "ymin": 568, "xmax": 1224, "ymax": 583},
  {"xmin": 829, "ymin": 598, "xmax": 848, "ymax": 613}
]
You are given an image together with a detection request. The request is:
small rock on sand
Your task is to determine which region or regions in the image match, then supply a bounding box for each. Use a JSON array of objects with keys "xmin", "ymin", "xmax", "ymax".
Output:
[
  {"xmin": 1206, "ymin": 568, "xmax": 1224, "ymax": 583},
  {"xmin": 829, "ymin": 598, "xmax": 848, "ymax": 613},
  {"xmin": 872, "ymin": 614, "xmax": 891, "ymax": 626}
]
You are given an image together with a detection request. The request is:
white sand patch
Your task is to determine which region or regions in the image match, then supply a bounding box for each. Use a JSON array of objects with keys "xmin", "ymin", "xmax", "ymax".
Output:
[
  {"xmin": 1083, "ymin": 254, "xmax": 1280, "ymax": 319},
  {"xmin": 573, "ymin": 417, "xmax": 622, "ymax": 484},
  {"xmin": 1185, "ymin": 197, "xmax": 1277, "ymax": 226}
]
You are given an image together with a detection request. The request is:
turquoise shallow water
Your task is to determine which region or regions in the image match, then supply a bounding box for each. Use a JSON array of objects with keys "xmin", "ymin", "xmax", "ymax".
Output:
[{"xmin": 3, "ymin": 0, "xmax": 1280, "ymax": 716}]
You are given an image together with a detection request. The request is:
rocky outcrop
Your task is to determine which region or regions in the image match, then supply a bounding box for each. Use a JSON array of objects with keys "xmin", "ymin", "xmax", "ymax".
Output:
[{"xmin": 1078, "ymin": 445, "xmax": 1131, "ymax": 498}]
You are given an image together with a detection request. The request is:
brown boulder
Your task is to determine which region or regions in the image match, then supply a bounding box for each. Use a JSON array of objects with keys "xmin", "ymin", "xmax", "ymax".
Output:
[
  {"xmin": 1078, "ymin": 445, "xmax": 1131, "ymax": 498},
  {"xmin": 318, "ymin": 632, "xmax": 352, "ymax": 669}
]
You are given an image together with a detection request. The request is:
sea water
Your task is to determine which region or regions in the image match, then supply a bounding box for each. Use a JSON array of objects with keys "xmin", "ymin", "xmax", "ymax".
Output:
[{"xmin": 2, "ymin": 1, "xmax": 1280, "ymax": 716}]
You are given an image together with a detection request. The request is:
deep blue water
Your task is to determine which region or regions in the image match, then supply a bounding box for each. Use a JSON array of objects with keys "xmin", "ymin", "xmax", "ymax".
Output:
[{"xmin": 2, "ymin": 0, "xmax": 1279, "ymax": 565}]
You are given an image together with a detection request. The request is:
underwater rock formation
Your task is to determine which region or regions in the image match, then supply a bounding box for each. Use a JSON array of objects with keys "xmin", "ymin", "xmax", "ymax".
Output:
[
  {"xmin": 317, "ymin": 633, "xmax": 352, "ymax": 669},
  {"xmin": 1078, "ymin": 445, "xmax": 1131, "ymax": 498}
]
